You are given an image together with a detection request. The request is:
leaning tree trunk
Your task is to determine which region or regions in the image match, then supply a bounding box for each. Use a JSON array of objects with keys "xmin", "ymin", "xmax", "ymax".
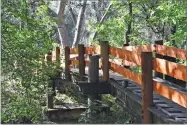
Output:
[
  {"xmin": 72, "ymin": 0, "xmax": 87, "ymax": 48},
  {"xmin": 68, "ymin": 6, "xmax": 77, "ymax": 26},
  {"xmin": 124, "ymin": 2, "xmax": 132, "ymax": 46},
  {"xmin": 92, "ymin": 3, "xmax": 112, "ymax": 41},
  {"xmin": 57, "ymin": 0, "xmax": 69, "ymax": 47}
]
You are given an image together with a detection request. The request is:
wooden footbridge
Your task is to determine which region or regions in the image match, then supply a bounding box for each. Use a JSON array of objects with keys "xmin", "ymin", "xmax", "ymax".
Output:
[{"xmin": 44, "ymin": 40, "xmax": 187, "ymax": 124}]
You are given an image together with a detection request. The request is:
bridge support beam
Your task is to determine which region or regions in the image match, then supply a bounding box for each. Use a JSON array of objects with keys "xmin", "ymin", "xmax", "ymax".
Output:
[{"xmin": 141, "ymin": 52, "xmax": 153, "ymax": 123}]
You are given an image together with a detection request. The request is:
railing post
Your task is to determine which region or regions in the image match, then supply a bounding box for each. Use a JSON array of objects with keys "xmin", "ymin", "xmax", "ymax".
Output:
[
  {"xmin": 47, "ymin": 52, "xmax": 54, "ymax": 109},
  {"xmin": 87, "ymin": 55, "xmax": 101, "ymax": 117},
  {"xmin": 56, "ymin": 47, "xmax": 60, "ymax": 68},
  {"xmin": 122, "ymin": 43, "xmax": 130, "ymax": 69},
  {"xmin": 141, "ymin": 52, "xmax": 153, "ymax": 123},
  {"xmin": 154, "ymin": 40, "xmax": 164, "ymax": 78},
  {"xmin": 88, "ymin": 55, "xmax": 100, "ymax": 83},
  {"xmin": 154, "ymin": 40, "xmax": 186, "ymax": 87},
  {"xmin": 65, "ymin": 46, "xmax": 70, "ymax": 80},
  {"xmin": 78, "ymin": 44, "xmax": 85, "ymax": 80},
  {"xmin": 100, "ymin": 41, "xmax": 109, "ymax": 81}
]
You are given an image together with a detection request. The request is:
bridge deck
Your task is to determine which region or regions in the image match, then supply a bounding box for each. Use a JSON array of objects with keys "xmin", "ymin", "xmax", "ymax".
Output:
[{"xmin": 71, "ymin": 67, "xmax": 187, "ymax": 124}]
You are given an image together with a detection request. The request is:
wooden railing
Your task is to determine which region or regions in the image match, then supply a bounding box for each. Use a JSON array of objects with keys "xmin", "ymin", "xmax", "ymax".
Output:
[{"xmin": 43, "ymin": 41, "xmax": 186, "ymax": 123}]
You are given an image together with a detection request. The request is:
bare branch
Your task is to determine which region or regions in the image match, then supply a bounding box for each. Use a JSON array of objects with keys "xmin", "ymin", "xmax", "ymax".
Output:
[
  {"xmin": 68, "ymin": 6, "xmax": 77, "ymax": 25},
  {"xmin": 92, "ymin": 3, "xmax": 113, "ymax": 40},
  {"xmin": 72, "ymin": 0, "xmax": 87, "ymax": 48}
]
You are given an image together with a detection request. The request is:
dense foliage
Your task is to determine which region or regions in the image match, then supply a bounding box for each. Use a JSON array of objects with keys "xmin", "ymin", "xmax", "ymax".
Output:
[
  {"xmin": 89, "ymin": 0, "xmax": 187, "ymax": 48},
  {"xmin": 1, "ymin": 0, "xmax": 58, "ymax": 123}
]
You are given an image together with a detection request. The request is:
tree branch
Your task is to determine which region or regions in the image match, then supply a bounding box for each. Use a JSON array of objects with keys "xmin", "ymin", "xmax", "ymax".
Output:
[
  {"xmin": 92, "ymin": 3, "xmax": 113, "ymax": 40},
  {"xmin": 72, "ymin": 0, "xmax": 87, "ymax": 48},
  {"xmin": 68, "ymin": 6, "xmax": 77, "ymax": 25}
]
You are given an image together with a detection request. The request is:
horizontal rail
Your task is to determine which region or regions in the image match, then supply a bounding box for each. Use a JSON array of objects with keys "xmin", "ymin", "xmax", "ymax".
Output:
[
  {"xmin": 70, "ymin": 59, "xmax": 78, "ymax": 66},
  {"xmin": 155, "ymin": 45, "xmax": 186, "ymax": 60},
  {"xmin": 85, "ymin": 46, "xmax": 100, "ymax": 55},
  {"xmin": 109, "ymin": 61, "xmax": 187, "ymax": 108},
  {"xmin": 109, "ymin": 46, "xmax": 142, "ymax": 66},
  {"xmin": 109, "ymin": 62, "xmax": 142, "ymax": 85},
  {"xmin": 123, "ymin": 44, "xmax": 154, "ymax": 52},
  {"xmin": 122, "ymin": 44, "xmax": 186, "ymax": 60},
  {"xmin": 153, "ymin": 80, "xmax": 187, "ymax": 108},
  {"xmin": 109, "ymin": 58, "xmax": 137, "ymax": 67},
  {"xmin": 70, "ymin": 56, "xmax": 78, "ymax": 60},
  {"xmin": 153, "ymin": 58, "xmax": 187, "ymax": 82},
  {"xmin": 70, "ymin": 48, "xmax": 78, "ymax": 54},
  {"xmin": 65, "ymin": 43, "xmax": 187, "ymax": 109}
]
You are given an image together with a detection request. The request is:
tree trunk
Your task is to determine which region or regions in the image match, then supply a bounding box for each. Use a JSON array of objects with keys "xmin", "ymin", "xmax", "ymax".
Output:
[
  {"xmin": 124, "ymin": 2, "xmax": 132, "ymax": 46},
  {"xmin": 68, "ymin": 6, "xmax": 77, "ymax": 25},
  {"xmin": 57, "ymin": 0, "xmax": 69, "ymax": 47},
  {"xmin": 72, "ymin": 0, "xmax": 87, "ymax": 48}
]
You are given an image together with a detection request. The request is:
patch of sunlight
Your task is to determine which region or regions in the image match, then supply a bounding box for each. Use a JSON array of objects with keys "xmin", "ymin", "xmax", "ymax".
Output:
[{"xmin": 55, "ymin": 93, "xmax": 78, "ymax": 104}]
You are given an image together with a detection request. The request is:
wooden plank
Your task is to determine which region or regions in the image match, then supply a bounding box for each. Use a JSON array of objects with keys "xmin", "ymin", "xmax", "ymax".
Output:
[
  {"xmin": 153, "ymin": 81, "xmax": 187, "ymax": 108},
  {"xmin": 141, "ymin": 52, "xmax": 153, "ymax": 123},
  {"xmin": 123, "ymin": 44, "xmax": 154, "ymax": 52},
  {"xmin": 109, "ymin": 46, "xmax": 142, "ymax": 66},
  {"xmin": 70, "ymin": 48, "xmax": 78, "ymax": 54},
  {"xmin": 109, "ymin": 62, "xmax": 142, "ymax": 85},
  {"xmin": 78, "ymin": 44, "xmax": 85, "ymax": 80},
  {"xmin": 153, "ymin": 58, "xmax": 187, "ymax": 82},
  {"xmin": 70, "ymin": 56, "xmax": 78, "ymax": 60},
  {"xmin": 109, "ymin": 58, "xmax": 137, "ymax": 67},
  {"xmin": 155, "ymin": 45, "xmax": 186, "ymax": 60},
  {"xmin": 77, "ymin": 81, "xmax": 110, "ymax": 95},
  {"xmin": 101, "ymin": 41, "xmax": 109, "ymax": 81},
  {"xmin": 70, "ymin": 59, "xmax": 79, "ymax": 66},
  {"xmin": 85, "ymin": 46, "xmax": 100, "ymax": 55}
]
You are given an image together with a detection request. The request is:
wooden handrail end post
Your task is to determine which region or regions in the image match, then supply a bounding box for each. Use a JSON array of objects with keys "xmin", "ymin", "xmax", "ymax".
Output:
[{"xmin": 141, "ymin": 52, "xmax": 153, "ymax": 123}]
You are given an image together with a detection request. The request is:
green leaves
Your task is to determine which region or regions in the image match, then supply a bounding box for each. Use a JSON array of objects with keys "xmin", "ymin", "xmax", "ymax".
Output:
[
  {"xmin": 90, "ymin": 0, "xmax": 187, "ymax": 48},
  {"xmin": 2, "ymin": 0, "xmax": 58, "ymax": 123}
]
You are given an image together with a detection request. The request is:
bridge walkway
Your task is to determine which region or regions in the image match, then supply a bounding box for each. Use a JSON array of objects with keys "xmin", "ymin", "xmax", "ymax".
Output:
[{"xmin": 71, "ymin": 67, "xmax": 187, "ymax": 124}]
